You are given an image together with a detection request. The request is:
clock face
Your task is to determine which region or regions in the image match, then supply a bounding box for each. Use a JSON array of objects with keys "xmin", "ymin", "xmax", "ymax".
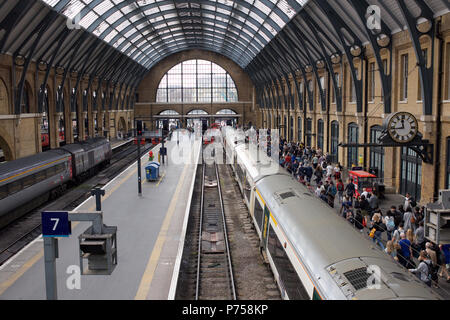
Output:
[{"xmin": 387, "ymin": 112, "xmax": 418, "ymax": 143}]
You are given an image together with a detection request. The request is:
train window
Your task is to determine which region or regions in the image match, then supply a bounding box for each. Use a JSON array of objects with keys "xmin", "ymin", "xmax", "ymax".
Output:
[
  {"xmin": 0, "ymin": 185, "xmax": 7, "ymax": 200},
  {"xmin": 8, "ymin": 180, "xmax": 22, "ymax": 195},
  {"xmin": 35, "ymin": 170, "xmax": 47, "ymax": 183},
  {"xmin": 55, "ymin": 163, "xmax": 65, "ymax": 174},
  {"xmin": 46, "ymin": 166, "xmax": 57, "ymax": 177},
  {"xmin": 244, "ymin": 175, "xmax": 252, "ymax": 202},
  {"xmin": 236, "ymin": 163, "xmax": 245, "ymax": 184},
  {"xmin": 22, "ymin": 175, "xmax": 35, "ymax": 189},
  {"xmin": 254, "ymin": 196, "xmax": 264, "ymax": 232},
  {"xmin": 267, "ymin": 224, "xmax": 309, "ymax": 300}
]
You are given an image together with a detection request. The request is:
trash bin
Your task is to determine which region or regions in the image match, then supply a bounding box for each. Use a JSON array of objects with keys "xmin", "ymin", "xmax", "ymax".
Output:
[{"xmin": 145, "ymin": 161, "xmax": 161, "ymax": 181}]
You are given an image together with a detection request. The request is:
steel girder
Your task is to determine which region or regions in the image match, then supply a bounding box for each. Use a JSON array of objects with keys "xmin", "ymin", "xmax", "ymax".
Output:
[
  {"xmin": 278, "ymin": 33, "xmax": 314, "ymax": 112},
  {"xmin": 286, "ymin": 22, "xmax": 327, "ymax": 112},
  {"xmin": 347, "ymin": 0, "xmax": 393, "ymax": 114},
  {"xmin": 397, "ymin": 0, "xmax": 436, "ymax": 116},
  {"xmin": 314, "ymin": 0, "xmax": 364, "ymax": 113},
  {"xmin": 14, "ymin": 11, "xmax": 59, "ymax": 115},
  {"xmin": 0, "ymin": 1, "xmax": 35, "ymax": 53},
  {"xmin": 300, "ymin": 10, "xmax": 343, "ymax": 113}
]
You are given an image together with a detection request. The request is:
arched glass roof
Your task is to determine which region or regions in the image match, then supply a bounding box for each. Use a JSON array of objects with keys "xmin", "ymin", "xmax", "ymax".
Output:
[{"xmin": 41, "ymin": 0, "xmax": 309, "ymax": 69}]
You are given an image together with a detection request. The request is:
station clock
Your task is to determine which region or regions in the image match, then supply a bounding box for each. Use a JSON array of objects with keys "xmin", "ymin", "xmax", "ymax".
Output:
[{"xmin": 384, "ymin": 112, "xmax": 418, "ymax": 143}]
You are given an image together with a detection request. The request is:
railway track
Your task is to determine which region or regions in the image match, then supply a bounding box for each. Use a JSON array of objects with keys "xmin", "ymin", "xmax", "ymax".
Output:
[
  {"xmin": 0, "ymin": 141, "xmax": 154, "ymax": 266},
  {"xmin": 176, "ymin": 162, "xmax": 236, "ymax": 300}
]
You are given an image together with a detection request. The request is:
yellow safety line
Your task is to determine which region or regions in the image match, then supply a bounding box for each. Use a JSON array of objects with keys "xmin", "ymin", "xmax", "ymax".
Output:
[
  {"xmin": 0, "ymin": 247, "xmax": 44, "ymax": 296},
  {"xmin": 0, "ymin": 158, "xmax": 67, "ymax": 184},
  {"xmin": 134, "ymin": 164, "xmax": 189, "ymax": 300},
  {"xmin": 155, "ymin": 172, "xmax": 166, "ymax": 187},
  {"xmin": 0, "ymin": 161, "xmax": 139, "ymax": 297}
]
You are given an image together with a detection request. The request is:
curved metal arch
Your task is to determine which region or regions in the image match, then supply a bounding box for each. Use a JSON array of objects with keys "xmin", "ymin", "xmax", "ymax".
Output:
[
  {"xmin": 314, "ymin": 0, "xmax": 365, "ymax": 113},
  {"xmin": 88, "ymin": 1, "xmax": 270, "ymax": 62},
  {"xmin": 142, "ymin": 39, "xmax": 252, "ymax": 69},
  {"xmin": 143, "ymin": 44, "xmax": 252, "ymax": 71},
  {"xmin": 142, "ymin": 39, "xmax": 254, "ymax": 69},
  {"xmin": 85, "ymin": 0, "xmax": 281, "ymax": 44},
  {"xmin": 45, "ymin": 0, "xmax": 300, "ymax": 69},
  {"xmin": 347, "ymin": 0, "xmax": 393, "ymax": 114},
  {"xmin": 112, "ymin": 15, "xmax": 264, "ymax": 62},
  {"xmin": 101, "ymin": 7, "xmax": 268, "ymax": 53},
  {"xmin": 286, "ymin": 21, "xmax": 327, "ymax": 111},
  {"xmin": 125, "ymin": 25, "xmax": 260, "ymax": 63}
]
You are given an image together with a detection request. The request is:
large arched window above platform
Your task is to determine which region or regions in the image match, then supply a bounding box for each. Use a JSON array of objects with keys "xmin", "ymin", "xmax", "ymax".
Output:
[
  {"xmin": 187, "ymin": 109, "xmax": 209, "ymax": 115},
  {"xmin": 216, "ymin": 109, "xmax": 237, "ymax": 115},
  {"xmin": 156, "ymin": 60, "xmax": 238, "ymax": 103}
]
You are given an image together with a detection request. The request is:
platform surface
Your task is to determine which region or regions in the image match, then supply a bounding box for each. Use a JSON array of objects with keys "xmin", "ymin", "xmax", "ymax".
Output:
[{"xmin": 0, "ymin": 133, "xmax": 201, "ymax": 300}]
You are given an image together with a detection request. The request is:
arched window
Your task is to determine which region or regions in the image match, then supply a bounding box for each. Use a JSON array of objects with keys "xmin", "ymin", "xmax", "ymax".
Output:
[
  {"xmin": 400, "ymin": 147, "xmax": 422, "ymax": 201},
  {"xmin": 160, "ymin": 110, "xmax": 180, "ymax": 116},
  {"xmin": 187, "ymin": 109, "xmax": 208, "ymax": 115},
  {"xmin": 216, "ymin": 109, "xmax": 237, "ymax": 115},
  {"xmin": 347, "ymin": 123, "xmax": 359, "ymax": 168},
  {"xmin": 317, "ymin": 119, "xmax": 324, "ymax": 151},
  {"xmin": 370, "ymin": 126, "xmax": 385, "ymax": 178},
  {"xmin": 290, "ymin": 116, "xmax": 294, "ymax": 142},
  {"xmin": 156, "ymin": 60, "xmax": 238, "ymax": 103},
  {"xmin": 330, "ymin": 121, "xmax": 339, "ymax": 164},
  {"xmin": 297, "ymin": 117, "xmax": 302, "ymax": 143},
  {"xmin": 306, "ymin": 118, "xmax": 312, "ymax": 147}
]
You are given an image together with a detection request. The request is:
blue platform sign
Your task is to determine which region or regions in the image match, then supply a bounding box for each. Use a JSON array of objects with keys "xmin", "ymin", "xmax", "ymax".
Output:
[{"xmin": 42, "ymin": 211, "xmax": 71, "ymax": 237}]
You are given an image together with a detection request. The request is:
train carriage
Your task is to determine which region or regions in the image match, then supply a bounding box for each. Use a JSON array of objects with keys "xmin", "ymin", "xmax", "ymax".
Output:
[
  {"xmin": 0, "ymin": 138, "xmax": 112, "ymax": 229},
  {"xmin": 222, "ymin": 126, "xmax": 442, "ymax": 300},
  {"xmin": 0, "ymin": 150, "xmax": 72, "ymax": 228}
]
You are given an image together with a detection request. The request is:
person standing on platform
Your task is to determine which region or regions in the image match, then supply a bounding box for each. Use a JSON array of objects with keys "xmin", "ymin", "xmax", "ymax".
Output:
[
  {"xmin": 438, "ymin": 244, "xmax": 450, "ymax": 283},
  {"xmin": 345, "ymin": 179, "xmax": 356, "ymax": 206},
  {"xmin": 409, "ymin": 251, "xmax": 433, "ymax": 287}
]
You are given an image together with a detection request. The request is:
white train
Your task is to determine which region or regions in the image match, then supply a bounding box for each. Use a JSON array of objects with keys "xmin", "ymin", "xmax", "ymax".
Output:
[{"xmin": 222, "ymin": 126, "xmax": 441, "ymax": 300}]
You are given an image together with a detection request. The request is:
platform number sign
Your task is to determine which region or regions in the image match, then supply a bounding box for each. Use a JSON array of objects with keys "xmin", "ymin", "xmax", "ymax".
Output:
[{"xmin": 42, "ymin": 212, "xmax": 71, "ymax": 237}]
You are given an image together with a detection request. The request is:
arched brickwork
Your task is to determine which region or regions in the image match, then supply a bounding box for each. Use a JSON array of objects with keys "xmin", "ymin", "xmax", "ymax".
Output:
[{"xmin": 0, "ymin": 78, "xmax": 9, "ymax": 114}]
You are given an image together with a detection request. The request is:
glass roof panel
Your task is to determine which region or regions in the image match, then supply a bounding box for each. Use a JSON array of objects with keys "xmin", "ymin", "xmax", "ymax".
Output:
[{"xmin": 40, "ymin": 0, "xmax": 310, "ymax": 69}]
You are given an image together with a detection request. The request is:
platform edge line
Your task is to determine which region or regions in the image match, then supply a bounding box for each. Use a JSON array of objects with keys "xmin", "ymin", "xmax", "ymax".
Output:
[{"xmin": 167, "ymin": 140, "xmax": 202, "ymax": 300}]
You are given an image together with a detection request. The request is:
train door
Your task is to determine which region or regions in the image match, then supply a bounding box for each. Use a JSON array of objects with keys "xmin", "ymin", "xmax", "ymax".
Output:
[
  {"xmin": 261, "ymin": 205, "xmax": 271, "ymax": 250},
  {"xmin": 253, "ymin": 191, "xmax": 265, "ymax": 235}
]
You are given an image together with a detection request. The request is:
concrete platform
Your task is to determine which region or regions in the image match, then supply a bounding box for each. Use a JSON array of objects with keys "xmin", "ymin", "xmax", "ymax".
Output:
[
  {"xmin": 0, "ymin": 133, "xmax": 201, "ymax": 300},
  {"xmin": 110, "ymin": 138, "xmax": 133, "ymax": 150}
]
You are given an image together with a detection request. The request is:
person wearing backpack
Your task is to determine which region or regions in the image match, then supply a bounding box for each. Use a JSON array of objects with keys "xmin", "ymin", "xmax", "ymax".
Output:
[
  {"xmin": 409, "ymin": 250, "xmax": 433, "ymax": 287},
  {"xmin": 384, "ymin": 211, "xmax": 396, "ymax": 241},
  {"xmin": 425, "ymin": 242, "xmax": 440, "ymax": 287}
]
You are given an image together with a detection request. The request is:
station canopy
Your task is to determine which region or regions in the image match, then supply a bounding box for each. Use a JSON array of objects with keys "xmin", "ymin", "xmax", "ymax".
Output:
[
  {"xmin": 0, "ymin": 0, "xmax": 448, "ymax": 91},
  {"xmin": 41, "ymin": 0, "xmax": 308, "ymax": 69}
]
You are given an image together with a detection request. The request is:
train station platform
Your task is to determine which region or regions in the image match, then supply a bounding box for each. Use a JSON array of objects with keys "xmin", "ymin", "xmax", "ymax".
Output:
[{"xmin": 0, "ymin": 133, "xmax": 202, "ymax": 300}]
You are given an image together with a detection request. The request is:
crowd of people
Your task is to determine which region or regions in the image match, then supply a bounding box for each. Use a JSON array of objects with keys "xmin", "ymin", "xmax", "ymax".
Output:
[{"xmin": 277, "ymin": 137, "xmax": 450, "ymax": 289}]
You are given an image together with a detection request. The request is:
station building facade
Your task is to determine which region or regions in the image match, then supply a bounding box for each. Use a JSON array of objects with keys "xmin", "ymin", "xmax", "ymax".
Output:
[{"xmin": 256, "ymin": 12, "xmax": 450, "ymax": 204}]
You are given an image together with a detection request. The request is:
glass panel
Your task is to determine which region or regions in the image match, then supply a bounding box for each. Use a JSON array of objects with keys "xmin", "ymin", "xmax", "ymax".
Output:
[{"xmin": 267, "ymin": 224, "xmax": 309, "ymax": 300}]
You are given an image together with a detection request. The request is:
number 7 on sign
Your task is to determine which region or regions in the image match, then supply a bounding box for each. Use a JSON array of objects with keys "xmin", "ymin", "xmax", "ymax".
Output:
[{"xmin": 51, "ymin": 218, "xmax": 59, "ymax": 231}]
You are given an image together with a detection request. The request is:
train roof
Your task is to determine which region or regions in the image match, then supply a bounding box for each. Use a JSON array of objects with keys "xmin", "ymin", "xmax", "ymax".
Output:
[
  {"xmin": 0, "ymin": 149, "xmax": 69, "ymax": 183},
  {"xmin": 60, "ymin": 138, "xmax": 110, "ymax": 154},
  {"xmin": 256, "ymin": 174, "xmax": 441, "ymax": 300},
  {"xmin": 235, "ymin": 143, "xmax": 281, "ymax": 182}
]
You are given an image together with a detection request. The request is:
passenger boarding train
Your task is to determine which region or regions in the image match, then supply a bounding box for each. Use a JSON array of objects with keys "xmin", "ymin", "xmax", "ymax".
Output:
[
  {"xmin": 222, "ymin": 126, "xmax": 441, "ymax": 300},
  {"xmin": 0, "ymin": 138, "xmax": 112, "ymax": 229}
]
